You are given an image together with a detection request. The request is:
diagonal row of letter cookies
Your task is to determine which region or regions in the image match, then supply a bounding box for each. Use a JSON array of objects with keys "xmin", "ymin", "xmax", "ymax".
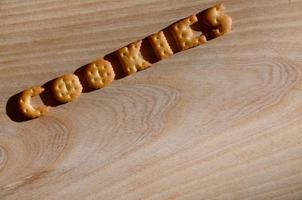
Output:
[{"xmin": 18, "ymin": 4, "xmax": 232, "ymax": 119}]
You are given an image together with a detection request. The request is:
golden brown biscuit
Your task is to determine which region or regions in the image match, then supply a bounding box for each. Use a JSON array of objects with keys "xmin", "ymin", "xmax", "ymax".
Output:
[
  {"xmin": 18, "ymin": 86, "xmax": 49, "ymax": 118},
  {"xmin": 200, "ymin": 4, "xmax": 232, "ymax": 38},
  {"xmin": 84, "ymin": 59, "xmax": 115, "ymax": 89},
  {"xmin": 117, "ymin": 40, "xmax": 151, "ymax": 75},
  {"xmin": 170, "ymin": 15, "xmax": 207, "ymax": 51},
  {"xmin": 149, "ymin": 31, "xmax": 173, "ymax": 60},
  {"xmin": 52, "ymin": 74, "xmax": 83, "ymax": 103}
]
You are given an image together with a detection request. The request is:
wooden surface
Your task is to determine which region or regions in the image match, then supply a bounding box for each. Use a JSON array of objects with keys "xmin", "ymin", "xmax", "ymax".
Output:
[{"xmin": 1, "ymin": 0, "xmax": 302, "ymax": 199}]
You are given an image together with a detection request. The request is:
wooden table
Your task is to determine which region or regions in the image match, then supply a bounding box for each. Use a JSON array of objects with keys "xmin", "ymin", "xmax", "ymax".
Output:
[{"xmin": 1, "ymin": 0, "xmax": 302, "ymax": 199}]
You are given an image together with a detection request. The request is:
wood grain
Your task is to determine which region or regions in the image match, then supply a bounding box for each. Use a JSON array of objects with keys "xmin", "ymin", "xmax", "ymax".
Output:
[{"xmin": 1, "ymin": 0, "xmax": 302, "ymax": 199}]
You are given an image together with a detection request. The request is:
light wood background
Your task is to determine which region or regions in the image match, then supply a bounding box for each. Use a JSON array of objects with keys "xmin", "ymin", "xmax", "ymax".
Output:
[{"xmin": 1, "ymin": 0, "xmax": 302, "ymax": 199}]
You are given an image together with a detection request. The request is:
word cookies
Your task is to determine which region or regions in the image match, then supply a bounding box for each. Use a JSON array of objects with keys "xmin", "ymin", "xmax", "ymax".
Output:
[{"xmin": 17, "ymin": 4, "xmax": 232, "ymax": 119}]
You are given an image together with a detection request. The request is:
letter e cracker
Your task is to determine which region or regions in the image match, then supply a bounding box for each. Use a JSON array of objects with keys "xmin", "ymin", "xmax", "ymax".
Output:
[{"xmin": 170, "ymin": 15, "xmax": 207, "ymax": 51}]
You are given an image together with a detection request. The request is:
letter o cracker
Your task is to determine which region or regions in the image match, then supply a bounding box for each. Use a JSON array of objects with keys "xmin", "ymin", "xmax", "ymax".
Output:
[
  {"xmin": 84, "ymin": 59, "xmax": 115, "ymax": 89},
  {"xmin": 18, "ymin": 86, "xmax": 49, "ymax": 118},
  {"xmin": 52, "ymin": 74, "xmax": 83, "ymax": 103}
]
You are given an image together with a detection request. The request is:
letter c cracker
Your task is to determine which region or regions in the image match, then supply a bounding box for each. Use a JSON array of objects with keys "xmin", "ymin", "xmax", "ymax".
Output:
[{"xmin": 18, "ymin": 86, "xmax": 49, "ymax": 118}]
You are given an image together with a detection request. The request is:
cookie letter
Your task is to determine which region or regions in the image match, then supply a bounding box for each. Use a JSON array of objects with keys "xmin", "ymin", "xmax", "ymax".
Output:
[
  {"xmin": 18, "ymin": 86, "xmax": 49, "ymax": 118},
  {"xmin": 117, "ymin": 40, "xmax": 151, "ymax": 75},
  {"xmin": 52, "ymin": 74, "xmax": 83, "ymax": 103},
  {"xmin": 200, "ymin": 4, "xmax": 232, "ymax": 38},
  {"xmin": 170, "ymin": 15, "xmax": 207, "ymax": 51},
  {"xmin": 84, "ymin": 59, "xmax": 115, "ymax": 89},
  {"xmin": 149, "ymin": 31, "xmax": 173, "ymax": 60}
]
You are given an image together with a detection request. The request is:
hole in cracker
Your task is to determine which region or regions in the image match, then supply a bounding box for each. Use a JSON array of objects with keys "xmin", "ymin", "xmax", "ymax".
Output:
[{"xmin": 65, "ymin": 83, "xmax": 72, "ymax": 91}]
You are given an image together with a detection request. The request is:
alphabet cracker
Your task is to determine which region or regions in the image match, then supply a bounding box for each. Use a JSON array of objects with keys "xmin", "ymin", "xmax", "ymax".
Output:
[
  {"xmin": 170, "ymin": 15, "xmax": 207, "ymax": 51},
  {"xmin": 117, "ymin": 40, "xmax": 151, "ymax": 75},
  {"xmin": 52, "ymin": 74, "xmax": 83, "ymax": 103},
  {"xmin": 84, "ymin": 59, "xmax": 115, "ymax": 89},
  {"xmin": 200, "ymin": 4, "xmax": 232, "ymax": 37},
  {"xmin": 149, "ymin": 31, "xmax": 173, "ymax": 60},
  {"xmin": 18, "ymin": 86, "xmax": 49, "ymax": 118}
]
